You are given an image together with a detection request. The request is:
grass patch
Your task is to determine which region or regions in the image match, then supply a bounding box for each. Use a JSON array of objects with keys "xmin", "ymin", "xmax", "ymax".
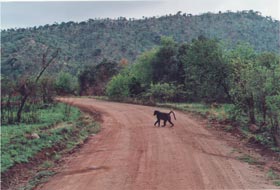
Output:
[
  {"xmin": 157, "ymin": 102, "xmax": 233, "ymax": 122},
  {"xmin": 89, "ymin": 96, "xmax": 109, "ymax": 101},
  {"xmin": 1, "ymin": 103, "xmax": 80, "ymax": 173},
  {"xmin": 52, "ymin": 153, "xmax": 61, "ymax": 161},
  {"xmin": 224, "ymin": 125, "xmax": 233, "ymax": 132},
  {"xmin": 19, "ymin": 170, "xmax": 56, "ymax": 190},
  {"xmin": 237, "ymin": 154, "xmax": 262, "ymax": 165},
  {"xmin": 1, "ymin": 103, "xmax": 99, "ymax": 173},
  {"xmin": 267, "ymin": 169, "xmax": 280, "ymax": 180},
  {"xmin": 266, "ymin": 169, "xmax": 280, "ymax": 186},
  {"xmin": 41, "ymin": 160, "xmax": 54, "ymax": 169},
  {"xmin": 271, "ymin": 147, "xmax": 280, "ymax": 153},
  {"xmin": 2, "ymin": 102, "xmax": 101, "ymax": 189},
  {"xmin": 274, "ymin": 180, "xmax": 280, "ymax": 186}
]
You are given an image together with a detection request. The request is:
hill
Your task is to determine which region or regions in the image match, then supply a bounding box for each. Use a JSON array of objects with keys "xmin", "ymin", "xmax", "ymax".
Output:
[{"xmin": 1, "ymin": 10, "xmax": 279, "ymax": 79}]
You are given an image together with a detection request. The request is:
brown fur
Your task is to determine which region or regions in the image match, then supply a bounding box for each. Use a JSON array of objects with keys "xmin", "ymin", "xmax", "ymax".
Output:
[{"xmin": 153, "ymin": 110, "xmax": 176, "ymax": 127}]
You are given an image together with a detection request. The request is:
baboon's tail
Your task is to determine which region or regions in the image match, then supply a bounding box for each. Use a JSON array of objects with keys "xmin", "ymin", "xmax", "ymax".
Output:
[{"xmin": 169, "ymin": 111, "xmax": 176, "ymax": 120}]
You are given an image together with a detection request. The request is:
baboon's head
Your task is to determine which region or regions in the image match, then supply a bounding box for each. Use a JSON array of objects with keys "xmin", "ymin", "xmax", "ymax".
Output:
[{"xmin": 154, "ymin": 110, "xmax": 158, "ymax": 115}]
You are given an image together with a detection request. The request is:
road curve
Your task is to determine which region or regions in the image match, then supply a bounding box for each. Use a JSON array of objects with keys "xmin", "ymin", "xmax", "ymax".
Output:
[{"xmin": 37, "ymin": 98, "xmax": 275, "ymax": 190}]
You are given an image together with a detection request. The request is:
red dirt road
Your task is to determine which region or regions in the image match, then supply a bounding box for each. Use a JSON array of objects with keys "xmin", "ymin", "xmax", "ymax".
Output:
[{"xmin": 37, "ymin": 98, "xmax": 276, "ymax": 190}]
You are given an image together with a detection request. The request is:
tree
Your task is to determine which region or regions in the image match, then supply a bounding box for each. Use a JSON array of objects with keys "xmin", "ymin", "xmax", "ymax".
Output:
[
  {"xmin": 266, "ymin": 95, "xmax": 280, "ymax": 146},
  {"xmin": 261, "ymin": 55, "xmax": 280, "ymax": 146},
  {"xmin": 1, "ymin": 77, "xmax": 17, "ymax": 124},
  {"xmin": 226, "ymin": 43, "xmax": 257, "ymax": 124},
  {"xmin": 16, "ymin": 48, "xmax": 60, "ymax": 122},
  {"xmin": 182, "ymin": 36, "xmax": 230, "ymax": 102},
  {"xmin": 227, "ymin": 44, "xmax": 280, "ymax": 146},
  {"xmin": 252, "ymin": 52, "xmax": 279, "ymax": 124},
  {"xmin": 78, "ymin": 59, "xmax": 119, "ymax": 95},
  {"xmin": 105, "ymin": 70, "xmax": 130, "ymax": 99},
  {"xmin": 130, "ymin": 49, "xmax": 156, "ymax": 88},
  {"xmin": 55, "ymin": 72, "xmax": 78, "ymax": 95},
  {"xmin": 151, "ymin": 36, "xmax": 179, "ymax": 83},
  {"xmin": 39, "ymin": 76, "xmax": 56, "ymax": 103}
]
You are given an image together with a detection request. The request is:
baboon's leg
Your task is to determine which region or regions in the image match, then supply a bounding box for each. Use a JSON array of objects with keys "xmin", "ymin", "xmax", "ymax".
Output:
[
  {"xmin": 168, "ymin": 119, "xmax": 174, "ymax": 127},
  {"xmin": 154, "ymin": 120, "xmax": 159, "ymax": 126},
  {"xmin": 154, "ymin": 119, "xmax": 160, "ymax": 127},
  {"xmin": 162, "ymin": 120, "xmax": 167, "ymax": 127},
  {"xmin": 157, "ymin": 120, "xmax": 160, "ymax": 127}
]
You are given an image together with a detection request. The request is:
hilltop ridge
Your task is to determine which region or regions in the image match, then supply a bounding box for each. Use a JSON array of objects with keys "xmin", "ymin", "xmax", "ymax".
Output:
[{"xmin": 1, "ymin": 10, "xmax": 279, "ymax": 78}]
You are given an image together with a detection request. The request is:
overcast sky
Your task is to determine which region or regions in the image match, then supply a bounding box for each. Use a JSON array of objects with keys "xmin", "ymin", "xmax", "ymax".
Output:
[{"xmin": 1, "ymin": 0, "xmax": 280, "ymax": 29}]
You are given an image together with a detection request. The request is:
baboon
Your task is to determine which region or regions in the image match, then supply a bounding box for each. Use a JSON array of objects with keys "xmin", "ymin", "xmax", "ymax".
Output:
[{"xmin": 153, "ymin": 110, "xmax": 176, "ymax": 127}]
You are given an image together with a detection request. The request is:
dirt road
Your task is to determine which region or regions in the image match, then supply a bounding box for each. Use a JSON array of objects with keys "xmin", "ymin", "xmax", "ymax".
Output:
[{"xmin": 37, "ymin": 98, "xmax": 276, "ymax": 190}]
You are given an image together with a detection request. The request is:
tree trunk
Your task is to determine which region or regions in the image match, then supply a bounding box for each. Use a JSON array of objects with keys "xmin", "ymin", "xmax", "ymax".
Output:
[
  {"xmin": 16, "ymin": 94, "xmax": 29, "ymax": 123},
  {"xmin": 7, "ymin": 95, "xmax": 13, "ymax": 123},
  {"xmin": 247, "ymin": 95, "xmax": 256, "ymax": 124},
  {"xmin": 271, "ymin": 116, "xmax": 280, "ymax": 147},
  {"xmin": 261, "ymin": 95, "xmax": 267, "ymax": 125}
]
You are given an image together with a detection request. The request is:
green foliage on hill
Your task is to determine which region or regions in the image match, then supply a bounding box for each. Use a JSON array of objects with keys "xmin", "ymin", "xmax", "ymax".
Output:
[{"xmin": 1, "ymin": 10, "xmax": 279, "ymax": 79}]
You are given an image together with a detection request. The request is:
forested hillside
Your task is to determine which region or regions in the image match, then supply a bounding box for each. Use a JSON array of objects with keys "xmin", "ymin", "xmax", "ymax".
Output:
[{"xmin": 1, "ymin": 10, "xmax": 279, "ymax": 79}]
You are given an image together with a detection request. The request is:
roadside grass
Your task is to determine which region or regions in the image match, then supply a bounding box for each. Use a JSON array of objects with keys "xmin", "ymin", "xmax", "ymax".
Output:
[
  {"xmin": 1, "ymin": 102, "xmax": 101, "ymax": 189},
  {"xmin": 267, "ymin": 169, "xmax": 279, "ymax": 180},
  {"xmin": 41, "ymin": 160, "xmax": 54, "ymax": 169},
  {"xmin": 89, "ymin": 96, "xmax": 109, "ymax": 101},
  {"xmin": 274, "ymin": 181, "xmax": 280, "ymax": 186},
  {"xmin": 157, "ymin": 102, "xmax": 232, "ymax": 122},
  {"xmin": 1, "ymin": 103, "xmax": 80, "ymax": 173},
  {"xmin": 20, "ymin": 113, "xmax": 100, "ymax": 190},
  {"xmin": 21, "ymin": 117, "xmax": 100, "ymax": 190},
  {"xmin": 267, "ymin": 169, "xmax": 280, "ymax": 186},
  {"xmin": 156, "ymin": 102, "xmax": 278, "ymax": 150},
  {"xmin": 237, "ymin": 154, "xmax": 263, "ymax": 165},
  {"xmin": 19, "ymin": 170, "xmax": 57, "ymax": 190}
]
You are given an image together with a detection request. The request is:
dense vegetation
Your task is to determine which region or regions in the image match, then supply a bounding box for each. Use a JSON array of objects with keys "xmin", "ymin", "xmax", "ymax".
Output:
[
  {"xmin": 1, "ymin": 10, "xmax": 280, "ymax": 80},
  {"xmin": 106, "ymin": 36, "xmax": 280, "ymax": 147}
]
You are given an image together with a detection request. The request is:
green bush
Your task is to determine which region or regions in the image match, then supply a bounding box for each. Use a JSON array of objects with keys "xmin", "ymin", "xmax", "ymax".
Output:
[
  {"xmin": 145, "ymin": 83, "xmax": 177, "ymax": 102},
  {"xmin": 105, "ymin": 72, "xmax": 130, "ymax": 99},
  {"xmin": 55, "ymin": 72, "xmax": 78, "ymax": 95}
]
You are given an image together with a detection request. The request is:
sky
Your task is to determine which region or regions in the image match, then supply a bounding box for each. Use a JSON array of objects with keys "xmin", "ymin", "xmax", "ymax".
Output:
[{"xmin": 1, "ymin": 0, "xmax": 280, "ymax": 29}]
